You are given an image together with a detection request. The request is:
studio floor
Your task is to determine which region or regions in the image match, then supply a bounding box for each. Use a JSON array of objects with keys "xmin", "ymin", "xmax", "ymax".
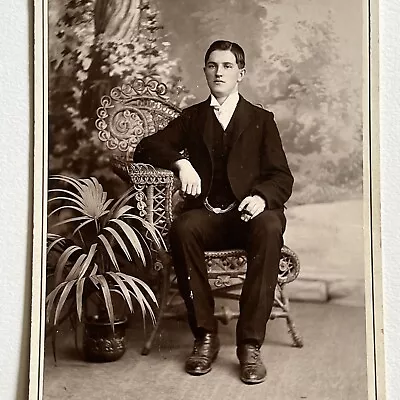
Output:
[{"xmin": 43, "ymin": 300, "xmax": 368, "ymax": 400}]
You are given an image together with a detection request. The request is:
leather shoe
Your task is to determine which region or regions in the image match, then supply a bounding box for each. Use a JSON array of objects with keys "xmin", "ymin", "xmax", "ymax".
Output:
[
  {"xmin": 237, "ymin": 343, "xmax": 267, "ymax": 384},
  {"xmin": 185, "ymin": 333, "xmax": 220, "ymax": 375}
]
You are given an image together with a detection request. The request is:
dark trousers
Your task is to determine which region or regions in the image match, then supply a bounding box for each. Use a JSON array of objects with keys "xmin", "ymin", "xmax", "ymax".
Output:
[{"xmin": 169, "ymin": 206, "xmax": 286, "ymax": 346}]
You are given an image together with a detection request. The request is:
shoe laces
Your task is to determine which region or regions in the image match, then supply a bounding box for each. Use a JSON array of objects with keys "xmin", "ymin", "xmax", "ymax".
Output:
[
  {"xmin": 192, "ymin": 340, "xmax": 200, "ymax": 355},
  {"xmin": 249, "ymin": 345, "xmax": 260, "ymax": 361},
  {"xmin": 239, "ymin": 344, "xmax": 260, "ymax": 363},
  {"xmin": 192, "ymin": 337, "xmax": 207, "ymax": 355}
]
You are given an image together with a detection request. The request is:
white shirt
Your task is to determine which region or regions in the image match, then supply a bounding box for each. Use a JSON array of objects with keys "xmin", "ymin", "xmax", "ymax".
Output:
[{"xmin": 210, "ymin": 91, "xmax": 240, "ymax": 130}]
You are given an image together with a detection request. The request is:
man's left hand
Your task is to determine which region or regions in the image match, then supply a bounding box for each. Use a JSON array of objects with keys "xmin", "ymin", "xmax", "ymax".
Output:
[{"xmin": 238, "ymin": 195, "xmax": 266, "ymax": 222}]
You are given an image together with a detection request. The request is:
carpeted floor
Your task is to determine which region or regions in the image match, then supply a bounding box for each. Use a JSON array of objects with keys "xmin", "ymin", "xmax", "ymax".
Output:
[{"xmin": 43, "ymin": 302, "xmax": 368, "ymax": 400}]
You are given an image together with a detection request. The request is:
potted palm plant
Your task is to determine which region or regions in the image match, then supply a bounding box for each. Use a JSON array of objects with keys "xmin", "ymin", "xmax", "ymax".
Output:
[{"xmin": 46, "ymin": 175, "xmax": 168, "ymax": 362}]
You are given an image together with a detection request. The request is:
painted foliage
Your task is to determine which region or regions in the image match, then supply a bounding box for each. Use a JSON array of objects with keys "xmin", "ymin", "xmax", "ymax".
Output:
[{"xmin": 48, "ymin": 0, "xmax": 362, "ymax": 205}]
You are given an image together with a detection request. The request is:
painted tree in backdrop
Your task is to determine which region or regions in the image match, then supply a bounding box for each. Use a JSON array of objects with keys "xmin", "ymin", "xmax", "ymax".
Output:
[
  {"xmin": 49, "ymin": 0, "xmax": 190, "ymax": 192},
  {"xmin": 250, "ymin": 5, "xmax": 362, "ymax": 204}
]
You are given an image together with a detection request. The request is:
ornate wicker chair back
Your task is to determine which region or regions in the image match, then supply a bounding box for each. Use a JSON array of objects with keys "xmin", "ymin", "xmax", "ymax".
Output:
[
  {"xmin": 95, "ymin": 78, "xmax": 182, "ymax": 243},
  {"xmin": 96, "ymin": 79, "xmax": 181, "ymax": 161}
]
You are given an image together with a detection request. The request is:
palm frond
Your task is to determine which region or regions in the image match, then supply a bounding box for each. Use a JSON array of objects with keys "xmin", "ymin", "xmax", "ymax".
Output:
[
  {"xmin": 114, "ymin": 205, "xmax": 134, "ymax": 219},
  {"xmin": 96, "ymin": 275, "xmax": 115, "ymax": 331},
  {"xmin": 128, "ymin": 275, "xmax": 158, "ymax": 306},
  {"xmin": 51, "ymin": 176, "xmax": 112, "ymax": 221},
  {"xmin": 103, "ymin": 227, "xmax": 132, "ymax": 261},
  {"xmin": 123, "ymin": 214, "xmax": 167, "ymax": 250},
  {"xmin": 89, "ymin": 264, "xmax": 99, "ymax": 277},
  {"xmin": 47, "ymin": 236, "xmax": 67, "ymax": 255},
  {"xmin": 105, "ymin": 186, "xmax": 136, "ymax": 223},
  {"xmin": 89, "ymin": 275, "xmax": 100, "ymax": 289},
  {"xmin": 107, "ymin": 272, "xmax": 133, "ymax": 313},
  {"xmin": 76, "ymin": 277, "xmax": 86, "ymax": 322},
  {"xmin": 76, "ymin": 244, "xmax": 98, "ymax": 279},
  {"xmin": 47, "ymin": 233, "xmax": 62, "ymax": 240},
  {"xmin": 110, "ymin": 219, "xmax": 146, "ymax": 266},
  {"xmin": 50, "ymin": 175, "xmax": 86, "ymax": 198},
  {"xmin": 48, "ymin": 205, "xmax": 90, "ymax": 219},
  {"xmin": 50, "ymin": 215, "xmax": 91, "ymax": 229},
  {"xmin": 131, "ymin": 226, "xmax": 152, "ymax": 260},
  {"xmin": 129, "ymin": 287, "xmax": 156, "ymax": 326},
  {"xmin": 54, "ymin": 245, "xmax": 83, "ymax": 285},
  {"xmin": 48, "ymin": 188, "xmax": 85, "ymax": 203},
  {"xmin": 48, "ymin": 195, "xmax": 85, "ymax": 209},
  {"xmin": 79, "ymin": 177, "xmax": 111, "ymax": 219},
  {"xmin": 46, "ymin": 282, "xmax": 67, "ymax": 323},
  {"xmin": 119, "ymin": 274, "xmax": 156, "ymax": 325},
  {"xmin": 103, "ymin": 199, "xmax": 114, "ymax": 211},
  {"xmin": 98, "ymin": 234, "xmax": 119, "ymax": 270},
  {"xmin": 64, "ymin": 253, "xmax": 86, "ymax": 282},
  {"xmin": 72, "ymin": 218, "xmax": 94, "ymax": 237},
  {"xmin": 65, "ymin": 244, "xmax": 97, "ymax": 281},
  {"xmin": 53, "ymin": 280, "xmax": 76, "ymax": 325}
]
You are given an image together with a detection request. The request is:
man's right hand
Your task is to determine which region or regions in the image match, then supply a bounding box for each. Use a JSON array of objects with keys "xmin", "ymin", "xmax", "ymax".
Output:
[{"xmin": 173, "ymin": 159, "xmax": 202, "ymax": 197}]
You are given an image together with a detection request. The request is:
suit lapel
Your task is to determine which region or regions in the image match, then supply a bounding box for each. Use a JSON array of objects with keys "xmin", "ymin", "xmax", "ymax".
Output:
[
  {"xmin": 229, "ymin": 95, "xmax": 253, "ymax": 147},
  {"xmin": 196, "ymin": 97, "xmax": 214, "ymax": 155}
]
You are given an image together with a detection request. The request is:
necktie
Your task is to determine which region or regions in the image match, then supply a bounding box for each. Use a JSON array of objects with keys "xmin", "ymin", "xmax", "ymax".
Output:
[{"xmin": 212, "ymin": 105, "xmax": 226, "ymax": 129}]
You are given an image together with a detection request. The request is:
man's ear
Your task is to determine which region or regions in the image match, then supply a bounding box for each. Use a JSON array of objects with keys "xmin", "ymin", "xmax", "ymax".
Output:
[{"xmin": 238, "ymin": 68, "xmax": 246, "ymax": 82}]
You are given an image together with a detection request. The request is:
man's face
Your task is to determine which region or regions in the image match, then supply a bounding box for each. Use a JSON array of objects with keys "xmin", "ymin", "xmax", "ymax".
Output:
[{"xmin": 204, "ymin": 50, "xmax": 246, "ymax": 99}]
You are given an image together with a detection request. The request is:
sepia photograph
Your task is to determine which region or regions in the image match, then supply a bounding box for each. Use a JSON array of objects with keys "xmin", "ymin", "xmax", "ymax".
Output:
[{"xmin": 31, "ymin": 0, "xmax": 382, "ymax": 399}]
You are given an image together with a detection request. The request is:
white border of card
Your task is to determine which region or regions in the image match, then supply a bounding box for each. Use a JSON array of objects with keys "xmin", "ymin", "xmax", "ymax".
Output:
[{"xmin": 30, "ymin": 0, "xmax": 384, "ymax": 398}]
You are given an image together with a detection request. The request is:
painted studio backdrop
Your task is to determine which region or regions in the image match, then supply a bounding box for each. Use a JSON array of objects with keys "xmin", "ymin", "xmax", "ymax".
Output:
[
  {"xmin": 48, "ymin": 0, "xmax": 364, "ymax": 309},
  {"xmin": 48, "ymin": 0, "xmax": 362, "ymax": 207},
  {"xmin": 45, "ymin": 0, "xmax": 367, "ymax": 397}
]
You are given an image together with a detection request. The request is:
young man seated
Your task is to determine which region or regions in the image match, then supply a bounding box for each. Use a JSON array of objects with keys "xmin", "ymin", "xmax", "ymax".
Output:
[{"xmin": 135, "ymin": 40, "xmax": 294, "ymax": 384}]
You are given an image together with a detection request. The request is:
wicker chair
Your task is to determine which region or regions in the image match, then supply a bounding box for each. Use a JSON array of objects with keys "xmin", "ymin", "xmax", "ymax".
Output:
[{"xmin": 96, "ymin": 78, "xmax": 304, "ymax": 354}]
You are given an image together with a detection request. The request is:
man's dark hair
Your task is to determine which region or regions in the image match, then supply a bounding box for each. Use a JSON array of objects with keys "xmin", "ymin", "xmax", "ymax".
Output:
[{"xmin": 204, "ymin": 40, "xmax": 246, "ymax": 69}]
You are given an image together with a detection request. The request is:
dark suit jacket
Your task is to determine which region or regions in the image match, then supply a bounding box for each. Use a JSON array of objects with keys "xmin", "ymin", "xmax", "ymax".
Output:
[{"xmin": 134, "ymin": 95, "xmax": 294, "ymax": 210}]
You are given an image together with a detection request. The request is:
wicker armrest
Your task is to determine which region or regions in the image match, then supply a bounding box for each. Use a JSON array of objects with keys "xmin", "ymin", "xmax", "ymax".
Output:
[
  {"xmin": 112, "ymin": 159, "xmax": 176, "ymax": 240},
  {"xmin": 112, "ymin": 159, "xmax": 174, "ymax": 184}
]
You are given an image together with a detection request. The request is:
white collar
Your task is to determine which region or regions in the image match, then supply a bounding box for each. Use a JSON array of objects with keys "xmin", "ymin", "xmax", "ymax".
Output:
[{"xmin": 210, "ymin": 91, "xmax": 240, "ymax": 112}]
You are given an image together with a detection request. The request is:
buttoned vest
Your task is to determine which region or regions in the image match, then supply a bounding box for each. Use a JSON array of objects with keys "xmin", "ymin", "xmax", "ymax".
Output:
[{"xmin": 206, "ymin": 107, "xmax": 238, "ymax": 208}]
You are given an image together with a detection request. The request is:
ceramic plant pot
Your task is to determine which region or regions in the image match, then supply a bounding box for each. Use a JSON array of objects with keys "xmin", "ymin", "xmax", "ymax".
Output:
[{"xmin": 83, "ymin": 316, "xmax": 128, "ymax": 362}]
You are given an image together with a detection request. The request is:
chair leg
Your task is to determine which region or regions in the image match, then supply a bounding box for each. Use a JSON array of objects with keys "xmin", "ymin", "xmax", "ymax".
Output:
[
  {"xmin": 279, "ymin": 285, "xmax": 304, "ymax": 348},
  {"xmin": 141, "ymin": 265, "xmax": 171, "ymax": 355},
  {"xmin": 286, "ymin": 314, "xmax": 304, "ymax": 348}
]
